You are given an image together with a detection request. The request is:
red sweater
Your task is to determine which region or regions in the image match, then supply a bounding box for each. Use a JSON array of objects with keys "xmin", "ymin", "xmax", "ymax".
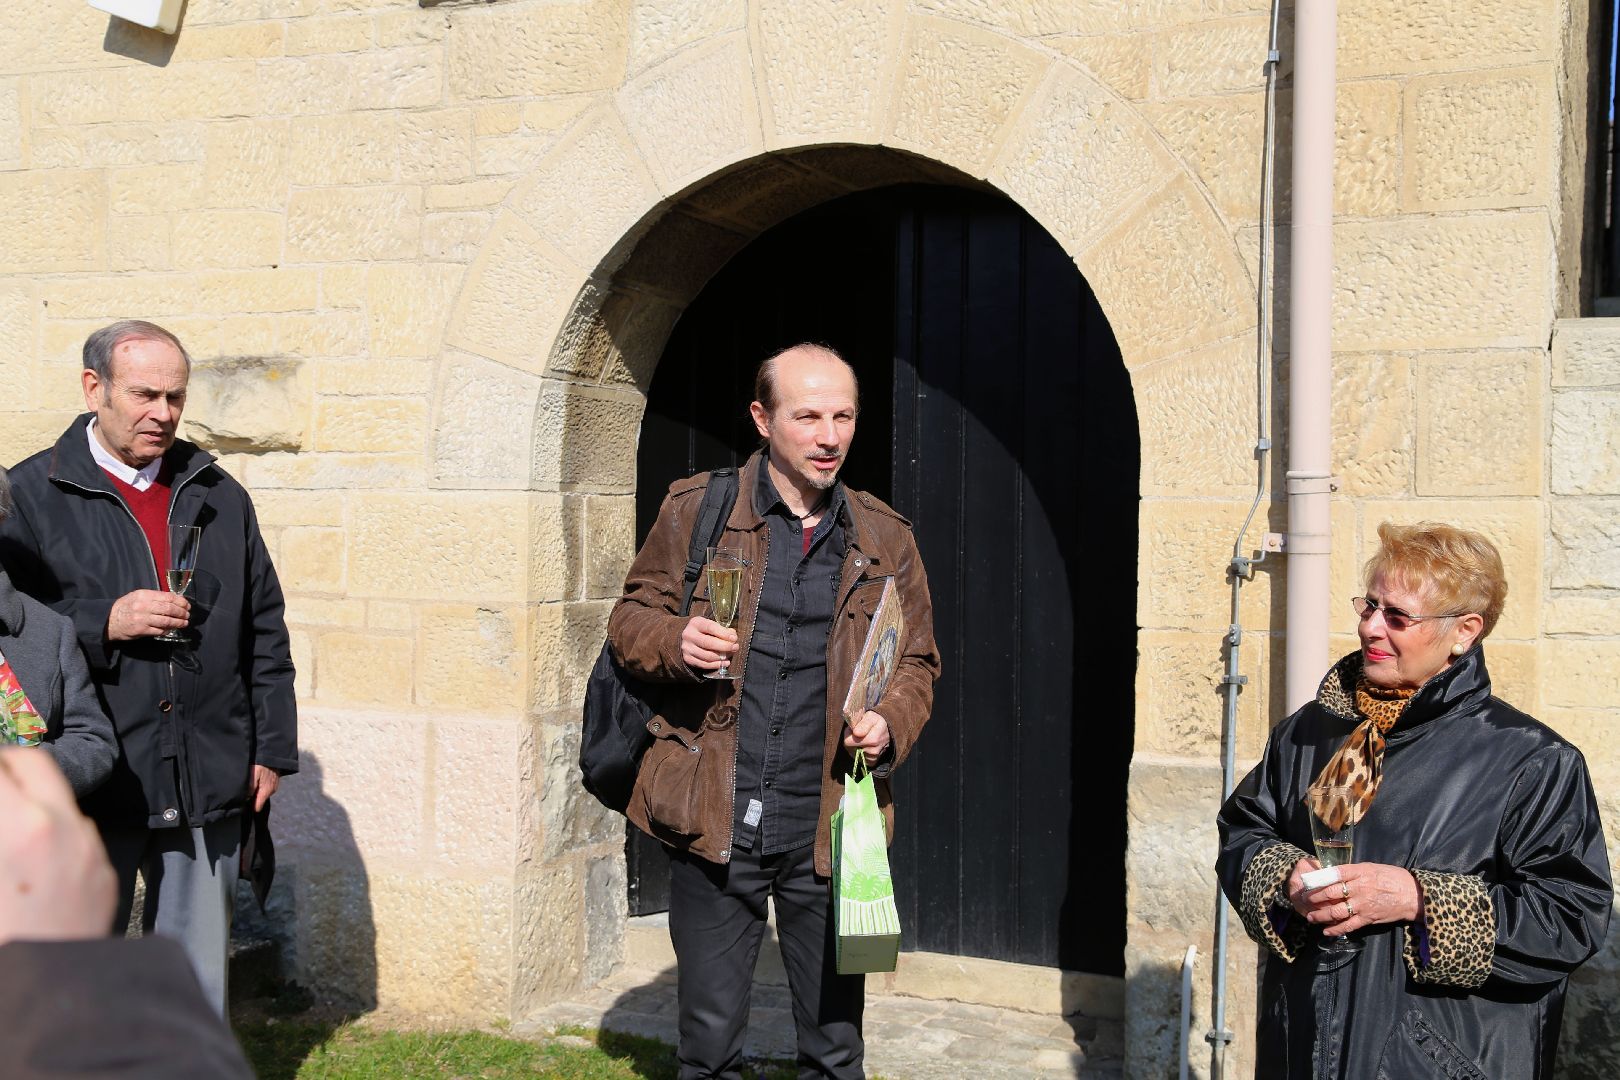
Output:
[{"xmin": 105, "ymin": 469, "xmax": 173, "ymax": 589}]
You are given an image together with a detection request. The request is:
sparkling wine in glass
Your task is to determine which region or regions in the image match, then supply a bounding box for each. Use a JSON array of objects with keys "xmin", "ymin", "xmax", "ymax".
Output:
[
  {"xmin": 703, "ymin": 546, "xmax": 743, "ymax": 681},
  {"xmin": 159, "ymin": 524, "xmax": 201, "ymax": 643},
  {"xmin": 1308, "ymin": 808, "xmax": 1362, "ymax": 954}
]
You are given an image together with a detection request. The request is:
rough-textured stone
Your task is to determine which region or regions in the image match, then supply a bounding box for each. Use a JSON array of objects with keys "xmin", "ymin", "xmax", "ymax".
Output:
[
  {"xmin": 416, "ymin": 605, "xmax": 526, "ymax": 713},
  {"xmin": 448, "ymin": 0, "xmax": 628, "ymax": 100},
  {"xmin": 891, "ymin": 17, "xmax": 1049, "ymax": 174},
  {"xmin": 281, "ymin": 712, "xmax": 426, "ymax": 860},
  {"xmin": 1326, "ymin": 352, "xmax": 1413, "ymax": 497},
  {"xmin": 513, "ymin": 858, "xmax": 583, "ymax": 1013},
  {"xmin": 1552, "ymin": 391, "xmax": 1620, "ymax": 495},
  {"xmin": 1333, "ymin": 215, "xmax": 1549, "ymax": 351},
  {"xmin": 1154, "ymin": 16, "xmax": 1270, "ymax": 98},
  {"xmin": 1336, "ymin": 80, "xmax": 1402, "ymax": 217},
  {"xmin": 618, "ymin": 32, "xmax": 762, "ymax": 194},
  {"xmin": 510, "ymin": 108, "xmax": 662, "ymax": 271},
  {"xmin": 538, "ymin": 721, "xmax": 622, "ymax": 861},
  {"xmin": 365, "ymin": 263, "xmax": 464, "ymax": 359},
  {"xmin": 314, "ymin": 630, "xmax": 414, "ymax": 706},
  {"xmin": 32, "ymin": 60, "xmax": 259, "ymax": 127},
  {"xmin": 432, "ymin": 711, "xmax": 519, "ymax": 867},
  {"xmin": 45, "ymin": 269, "xmax": 320, "ymax": 319},
  {"xmin": 1359, "ymin": 499, "xmax": 1541, "ymax": 639},
  {"xmin": 285, "ymin": 13, "xmax": 372, "ymax": 55},
  {"xmin": 993, "ymin": 65, "xmax": 1168, "ymax": 251},
  {"xmin": 312, "ymin": 397, "xmax": 428, "ymax": 454},
  {"xmin": 1078, "ymin": 181, "xmax": 1252, "ymax": 367},
  {"xmin": 755, "ymin": 0, "xmax": 902, "ymax": 145},
  {"xmin": 531, "ymin": 494, "xmax": 584, "ymax": 604},
  {"xmin": 530, "ymin": 600, "xmax": 613, "ymax": 710},
  {"xmin": 184, "ymin": 357, "xmax": 311, "ymax": 452},
  {"xmin": 1545, "ymin": 594, "xmax": 1620, "ymax": 636},
  {"xmin": 915, "ymin": 0, "xmax": 1160, "ymax": 35},
  {"xmin": 1140, "ymin": 499, "xmax": 1276, "ymax": 633},
  {"xmin": 612, "ymin": 210, "xmax": 750, "ymax": 303},
  {"xmin": 0, "ymin": 170, "xmax": 104, "ymax": 273},
  {"xmin": 1134, "ymin": 339, "xmax": 1262, "ymax": 498},
  {"xmin": 244, "ymin": 452, "xmax": 426, "ymax": 492},
  {"xmin": 584, "ymin": 495, "xmax": 637, "ymax": 600},
  {"xmin": 171, "ymin": 211, "xmax": 282, "ymax": 270},
  {"xmin": 202, "ymin": 119, "xmax": 289, "ymax": 208},
  {"xmin": 1048, "ymin": 34, "xmax": 1152, "ymax": 100},
  {"xmin": 1482, "ymin": 639, "xmax": 1540, "ymax": 716},
  {"xmin": 1338, "ymin": 0, "xmax": 1555, "ymax": 78},
  {"xmin": 108, "ymin": 215, "xmax": 171, "ymax": 273},
  {"xmin": 432, "ymin": 352, "xmax": 544, "ymax": 487},
  {"xmin": 348, "ymin": 492, "xmax": 530, "ymax": 602},
  {"xmin": 369, "ymin": 871, "xmax": 512, "ymax": 1018},
  {"xmin": 1544, "ymin": 640, "xmax": 1620, "ymax": 710},
  {"xmin": 1125, "ymin": 758, "xmax": 1225, "ymax": 929},
  {"xmin": 0, "ymin": 79, "xmax": 22, "ymax": 170},
  {"xmin": 1549, "ymin": 501, "xmax": 1620, "ymax": 590},
  {"xmin": 287, "ymin": 186, "xmax": 422, "ymax": 262},
  {"xmin": 629, "ymin": 0, "xmax": 745, "ymax": 73},
  {"xmin": 1403, "ymin": 68, "xmax": 1550, "ymax": 212},
  {"xmin": 1415, "ymin": 351, "xmax": 1543, "ymax": 496},
  {"xmin": 1135, "ymin": 630, "xmax": 1268, "ymax": 761},
  {"xmin": 532, "ymin": 380, "xmax": 644, "ymax": 490},
  {"xmin": 1143, "ymin": 94, "xmax": 1264, "ymax": 226},
  {"xmin": 583, "ymin": 854, "xmax": 628, "ymax": 985},
  {"xmin": 424, "ymin": 211, "xmax": 492, "ymax": 262},
  {"xmin": 449, "ymin": 212, "xmax": 584, "ymax": 373},
  {"xmin": 279, "ymin": 526, "xmax": 345, "ymax": 595},
  {"xmin": 276, "ymin": 311, "xmax": 368, "ymax": 359},
  {"xmin": 1552, "ymin": 319, "xmax": 1620, "ymax": 387}
]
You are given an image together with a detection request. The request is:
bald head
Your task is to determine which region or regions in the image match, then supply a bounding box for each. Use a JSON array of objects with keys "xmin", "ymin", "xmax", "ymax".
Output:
[{"xmin": 753, "ymin": 343, "xmax": 859, "ymax": 418}]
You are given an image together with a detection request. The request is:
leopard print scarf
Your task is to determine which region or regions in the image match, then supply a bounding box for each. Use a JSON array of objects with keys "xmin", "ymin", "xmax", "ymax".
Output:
[{"xmin": 1305, "ymin": 677, "xmax": 1417, "ymax": 831}]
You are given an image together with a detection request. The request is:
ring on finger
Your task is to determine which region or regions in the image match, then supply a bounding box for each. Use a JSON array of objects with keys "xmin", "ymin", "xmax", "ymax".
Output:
[
  {"xmin": 1340, "ymin": 882, "xmax": 1350, "ymax": 900},
  {"xmin": 1345, "ymin": 900, "xmax": 1356, "ymax": 918}
]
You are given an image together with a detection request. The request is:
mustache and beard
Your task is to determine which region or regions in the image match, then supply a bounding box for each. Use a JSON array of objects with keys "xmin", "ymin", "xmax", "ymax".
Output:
[{"xmin": 803, "ymin": 450, "xmax": 843, "ymax": 490}]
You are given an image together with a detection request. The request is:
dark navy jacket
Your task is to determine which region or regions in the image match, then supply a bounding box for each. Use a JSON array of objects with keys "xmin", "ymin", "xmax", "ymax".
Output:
[{"xmin": 0, "ymin": 415, "xmax": 297, "ymax": 828}]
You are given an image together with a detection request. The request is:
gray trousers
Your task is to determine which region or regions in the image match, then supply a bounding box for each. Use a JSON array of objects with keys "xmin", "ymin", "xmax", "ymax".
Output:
[{"xmin": 99, "ymin": 817, "xmax": 241, "ymax": 1017}]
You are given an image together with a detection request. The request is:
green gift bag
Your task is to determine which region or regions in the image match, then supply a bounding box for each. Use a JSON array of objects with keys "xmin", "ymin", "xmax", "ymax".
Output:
[{"xmin": 832, "ymin": 749, "xmax": 901, "ymax": 974}]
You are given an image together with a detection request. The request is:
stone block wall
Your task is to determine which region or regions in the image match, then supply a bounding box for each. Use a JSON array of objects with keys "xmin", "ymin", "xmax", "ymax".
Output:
[{"xmin": 0, "ymin": 0, "xmax": 1612, "ymax": 1075}]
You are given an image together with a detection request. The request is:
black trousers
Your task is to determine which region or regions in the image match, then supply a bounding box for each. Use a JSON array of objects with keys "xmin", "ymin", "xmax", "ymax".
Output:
[{"xmin": 668, "ymin": 844, "xmax": 865, "ymax": 1080}]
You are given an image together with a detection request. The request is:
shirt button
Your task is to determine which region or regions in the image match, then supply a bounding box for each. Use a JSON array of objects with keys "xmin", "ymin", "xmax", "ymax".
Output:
[
  {"xmin": 771, "ymin": 728, "xmax": 780, "ymax": 736},
  {"xmin": 161, "ymin": 808, "xmax": 178, "ymax": 822},
  {"xmin": 158, "ymin": 700, "xmax": 172, "ymax": 713},
  {"xmin": 764, "ymin": 780, "xmax": 773, "ymax": 788}
]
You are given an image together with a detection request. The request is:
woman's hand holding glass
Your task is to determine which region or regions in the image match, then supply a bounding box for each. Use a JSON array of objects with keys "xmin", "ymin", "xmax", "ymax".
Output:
[{"xmin": 1285, "ymin": 857, "xmax": 1423, "ymax": 936}]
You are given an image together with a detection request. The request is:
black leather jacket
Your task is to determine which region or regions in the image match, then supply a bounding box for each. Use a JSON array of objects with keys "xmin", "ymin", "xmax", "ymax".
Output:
[
  {"xmin": 1217, "ymin": 647, "xmax": 1610, "ymax": 1079},
  {"xmin": 0, "ymin": 416, "xmax": 297, "ymax": 828}
]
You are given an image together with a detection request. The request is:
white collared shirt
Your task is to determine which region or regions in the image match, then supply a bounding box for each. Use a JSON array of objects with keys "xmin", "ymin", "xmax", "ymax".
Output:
[{"xmin": 86, "ymin": 418, "xmax": 163, "ymax": 491}]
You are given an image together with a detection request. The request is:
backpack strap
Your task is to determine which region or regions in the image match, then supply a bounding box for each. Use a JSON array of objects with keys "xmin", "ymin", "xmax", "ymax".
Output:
[{"xmin": 678, "ymin": 467, "xmax": 739, "ymax": 616}]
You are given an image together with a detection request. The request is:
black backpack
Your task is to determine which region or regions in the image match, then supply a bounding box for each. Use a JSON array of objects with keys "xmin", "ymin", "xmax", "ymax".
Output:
[{"xmin": 578, "ymin": 468, "xmax": 739, "ymax": 813}]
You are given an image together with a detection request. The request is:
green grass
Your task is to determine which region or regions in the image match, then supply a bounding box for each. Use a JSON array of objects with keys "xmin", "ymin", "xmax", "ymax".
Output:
[{"xmin": 233, "ymin": 997, "xmax": 800, "ymax": 1080}]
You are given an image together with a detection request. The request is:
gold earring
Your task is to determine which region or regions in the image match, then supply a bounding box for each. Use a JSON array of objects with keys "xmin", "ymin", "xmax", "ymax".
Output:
[{"xmin": 1451, "ymin": 642, "xmax": 1465, "ymax": 656}]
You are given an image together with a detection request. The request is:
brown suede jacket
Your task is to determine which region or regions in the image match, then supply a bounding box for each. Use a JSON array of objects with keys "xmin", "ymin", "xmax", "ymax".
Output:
[{"xmin": 607, "ymin": 454, "xmax": 940, "ymax": 876}]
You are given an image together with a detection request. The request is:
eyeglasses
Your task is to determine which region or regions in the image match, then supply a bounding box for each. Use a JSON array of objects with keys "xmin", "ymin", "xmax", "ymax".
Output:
[{"xmin": 1351, "ymin": 596, "xmax": 1466, "ymax": 632}]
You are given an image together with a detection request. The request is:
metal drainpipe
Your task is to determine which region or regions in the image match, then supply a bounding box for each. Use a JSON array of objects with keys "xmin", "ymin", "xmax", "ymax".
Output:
[
  {"xmin": 1205, "ymin": 3, "xmax": 1285, "ymax": 1078},
  {"xmin": 1286, "ymin": 1, "xmax": 1338, "ymax": 712}
]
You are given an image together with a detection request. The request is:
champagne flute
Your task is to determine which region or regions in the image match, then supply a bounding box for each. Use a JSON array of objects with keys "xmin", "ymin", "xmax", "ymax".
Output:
[
  {"xmin": 159, "ymin": 524, "xmax": 201, "ymax": 643},
  {"xmin": 703, "ymin": 546, "xmax": 744, "ymax": 681},
  {"xmin": 1308, "ymin": 808, "xmax": 1361, "ymax": 955}
]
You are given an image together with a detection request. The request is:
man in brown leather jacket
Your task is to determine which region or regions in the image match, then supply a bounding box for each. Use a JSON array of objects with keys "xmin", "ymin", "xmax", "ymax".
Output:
[{"xmin": 608, "ymin": 343, "xmax": 939, "ymax": 1079}]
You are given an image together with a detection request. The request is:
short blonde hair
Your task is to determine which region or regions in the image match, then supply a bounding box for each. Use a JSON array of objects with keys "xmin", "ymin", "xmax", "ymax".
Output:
[{"xmin": 1363, "ymin": 521, "xmax": 1507, "ymax": 638}]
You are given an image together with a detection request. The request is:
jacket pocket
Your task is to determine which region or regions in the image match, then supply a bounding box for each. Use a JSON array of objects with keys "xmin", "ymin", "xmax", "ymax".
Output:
[
  {"xmin": 636, "ymin": 719, "xmax": 705, "ymax": 839},
  {"xmin": 1375, "ymin": 1008, "xmax": 1487, "ymax": 1080}
]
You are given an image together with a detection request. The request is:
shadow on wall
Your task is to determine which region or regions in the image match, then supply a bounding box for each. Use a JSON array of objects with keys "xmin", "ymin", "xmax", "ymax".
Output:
[
  {"xmin": 1559, "ymin": 901, "xmax": 1620, "ymax": 1079},
  {"xmin": 235, "ymin": 750, "xmax": 378, "ymax": 1011}
]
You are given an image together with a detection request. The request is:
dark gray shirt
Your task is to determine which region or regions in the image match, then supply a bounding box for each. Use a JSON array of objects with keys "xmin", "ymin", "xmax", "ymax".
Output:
[{"xmin": 733, "ymin": 463, "xmax": 845, "ymax": 856}]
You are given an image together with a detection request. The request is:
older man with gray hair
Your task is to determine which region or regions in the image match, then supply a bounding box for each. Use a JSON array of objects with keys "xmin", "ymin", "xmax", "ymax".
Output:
[{"xmin": 0, "ymin": 320, "xmax": 298, "ymax": 1015}]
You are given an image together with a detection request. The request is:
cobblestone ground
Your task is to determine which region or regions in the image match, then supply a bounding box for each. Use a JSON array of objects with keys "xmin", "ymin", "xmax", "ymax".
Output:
[{"xmin": 518, "ymin": 965, "xmax": 1125, "ymax": 1079}]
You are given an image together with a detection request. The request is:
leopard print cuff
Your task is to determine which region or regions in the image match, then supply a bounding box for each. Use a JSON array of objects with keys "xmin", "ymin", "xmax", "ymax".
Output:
[
  {"xmin": 1238, "ymin": 841, "xmax": 1312, "ymax": 962},
  {"xmin": 1404, "ymin": 869, "xmax": 1495, "ymax": 989}
]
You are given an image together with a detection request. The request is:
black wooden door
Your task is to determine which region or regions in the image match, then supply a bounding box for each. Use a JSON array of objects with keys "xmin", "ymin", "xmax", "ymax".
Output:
[{"xmin": 630, "ymin": 184, "xmax": 1136, "ymax": 975}]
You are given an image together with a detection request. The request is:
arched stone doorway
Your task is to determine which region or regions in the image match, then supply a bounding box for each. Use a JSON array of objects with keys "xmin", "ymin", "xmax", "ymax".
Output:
[{"xmin": 628, "ymin": 180, "xmax": 1137, "ymax": 977}]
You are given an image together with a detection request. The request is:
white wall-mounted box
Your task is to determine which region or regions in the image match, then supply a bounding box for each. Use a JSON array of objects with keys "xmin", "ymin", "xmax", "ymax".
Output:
[{"xmin": 88, "ymin": 0, "xmax": 184, "ymax": 34}]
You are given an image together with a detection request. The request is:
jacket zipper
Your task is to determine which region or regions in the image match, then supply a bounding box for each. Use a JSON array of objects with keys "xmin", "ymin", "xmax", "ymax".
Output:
[
  {"xmin": 721, "ymin": 527, "xmax": 768, "ymax": 864},
  {"xmin": 55, "ymin": 462, "xmax": 218, "ymax": 822}
]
